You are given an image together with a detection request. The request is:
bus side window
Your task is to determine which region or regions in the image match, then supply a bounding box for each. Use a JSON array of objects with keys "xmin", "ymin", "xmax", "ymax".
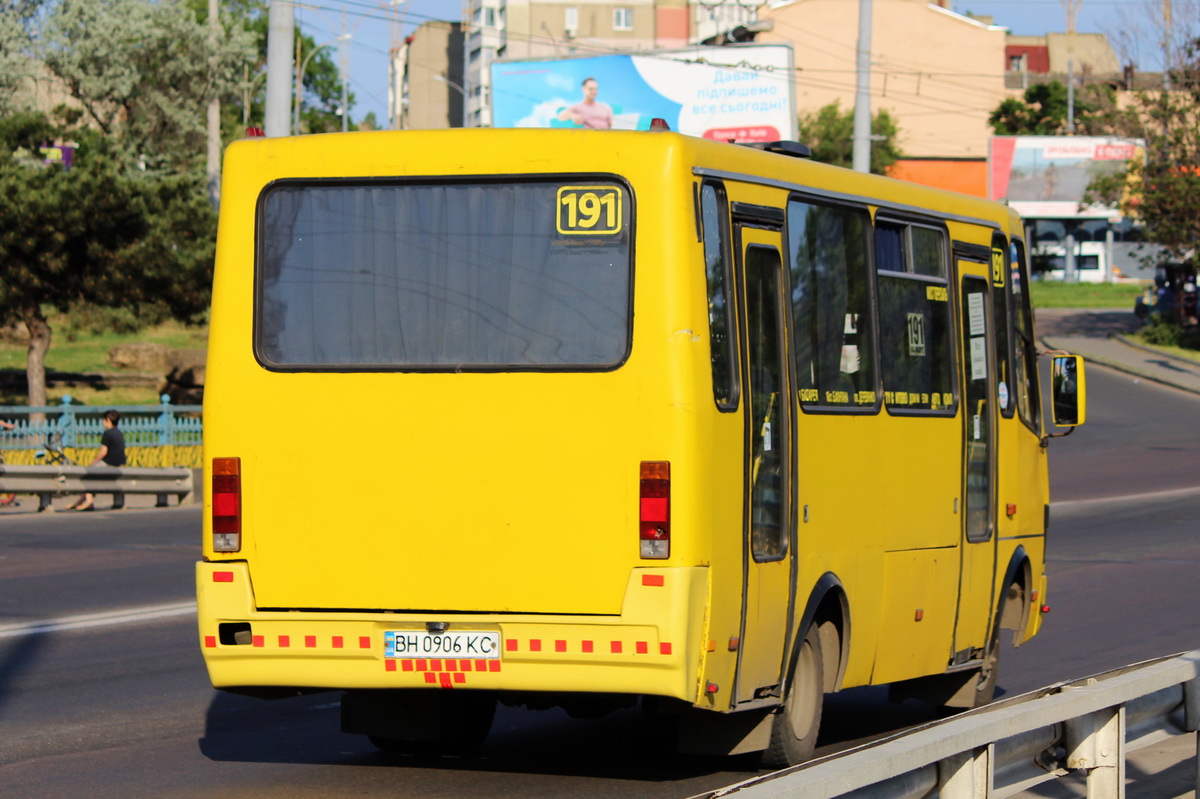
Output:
[
  {"xmin": 1009, "ymin": 239, "xmax": 1041, "ymax": 432},
  {"xmin": 875, "ymin": 220, "xmax": 955, "ymax": 414},
  {"xmin": 787, "ymin": 198, "xmax": 878, "ymax": 410},
  {"xmin": 701, "ymin": 182, "xmax": 739, "ymax": 410}
]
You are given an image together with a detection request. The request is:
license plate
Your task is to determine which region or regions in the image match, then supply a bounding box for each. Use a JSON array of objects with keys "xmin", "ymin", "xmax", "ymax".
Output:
[{"xmin": 384, "ymin": 630, "xmax": 501, "ymax": 659}]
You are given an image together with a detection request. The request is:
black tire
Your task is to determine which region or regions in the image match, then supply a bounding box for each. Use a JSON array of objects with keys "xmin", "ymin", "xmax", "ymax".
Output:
[
  {"xmin": 762, "ymin": 624, "xmax": 824, "ymax": 769},
  {"xmin": 969, "ymin": 613, "xmax": 1003, "ymax": 709}
]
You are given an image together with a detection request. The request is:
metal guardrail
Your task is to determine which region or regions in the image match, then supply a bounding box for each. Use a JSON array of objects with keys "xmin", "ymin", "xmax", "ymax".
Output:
[
  {"xmin": 0, "ymin": 464, "xmax": 195, "ymax": 510},
  {"xmin": 693, "ymin": 651, "xmax": 1200, "ymax": 799}
]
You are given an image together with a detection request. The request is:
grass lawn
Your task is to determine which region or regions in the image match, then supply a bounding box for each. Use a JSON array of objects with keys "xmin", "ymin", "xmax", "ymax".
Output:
[
  {"xmin": 1028, "ymin": 280, "xmax": 1146, "ymax": 309},
  {"xmin": 1, "ymin": 314, "xmax": 207, "ymax": 407}
]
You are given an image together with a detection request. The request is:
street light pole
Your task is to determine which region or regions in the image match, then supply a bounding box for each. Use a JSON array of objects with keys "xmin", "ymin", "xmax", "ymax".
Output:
[
  {"xmin": 293, "ymin": 40, "xmax": 339, "ymax": 135},
  {"xmin": 433, "ymin": 73, "xmax": 466, "ymax": 128},
  {"xmin": 264, "ymin": 0, "xmax": 294, "ymax": 137}
]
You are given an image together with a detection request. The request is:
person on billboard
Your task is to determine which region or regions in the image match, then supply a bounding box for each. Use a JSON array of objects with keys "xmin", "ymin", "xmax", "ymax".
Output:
[{"xmin": 557, "ymin": 77, "xmax": 614, "ymax": 130}]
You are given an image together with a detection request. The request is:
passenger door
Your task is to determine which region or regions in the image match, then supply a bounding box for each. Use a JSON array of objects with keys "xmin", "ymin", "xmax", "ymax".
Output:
[
  {"xmin": 732, "ymin": 219, "xmax": 795, "ymax": 705},
  {"xmin": 954, "ymin": 265, "xmax": 998, "ymax": 652}
]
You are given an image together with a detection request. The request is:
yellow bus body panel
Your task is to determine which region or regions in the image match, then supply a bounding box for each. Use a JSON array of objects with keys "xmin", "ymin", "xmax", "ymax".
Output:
[{"xmin": 200, "ymin": 129, "xmax": 1050, "ymax": 710}]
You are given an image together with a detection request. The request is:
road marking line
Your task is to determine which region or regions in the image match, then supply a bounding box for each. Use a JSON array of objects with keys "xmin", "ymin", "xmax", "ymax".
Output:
[
  {"xmin": 1052, "ymin": 485, "xmax": 1200, "ymax": 509},
  {"xmin": 0, "ymin": 601, "xmax": 196, "ymax": 639}
]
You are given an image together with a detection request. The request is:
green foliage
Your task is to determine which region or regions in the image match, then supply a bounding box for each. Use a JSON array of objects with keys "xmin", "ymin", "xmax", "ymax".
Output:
[
  {"xmin": 0, "ymin": 2, "xmax": 40, "ymax": 115},
  {"xmin": 989, "ymin": 81, "xmax": 1115, "ymax": 136},
  {"xmin": 0, "ymin": 113, "xmax": 215, "ymax": 336},
  {"xmin": 1138, "ymin": 317, "xmax": 1183, "ymax": 345},
  {"xmin": 36, "ymin": 0, "xmax": 254, "ymax": 175},
  {"xmin": 796, "ymin": 101, "xmax": 903, "ymax": 174},
  {"xmin": 1085, "ymin": 39, "xmax": 1200, "ymax": 267},
  {"xmin": 205, "ymin": 1, "xmax": 352, "ymax": 136}
]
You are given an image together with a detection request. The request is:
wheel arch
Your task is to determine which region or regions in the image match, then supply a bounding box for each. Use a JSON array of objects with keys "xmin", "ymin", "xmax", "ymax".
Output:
[
  {"xmin": 997, "ymin": 546, "xmax": 1033, "ymax": 647},
  {"xmin": 789, "ymin": 572, "xmax": 849, "ymax": 694}
]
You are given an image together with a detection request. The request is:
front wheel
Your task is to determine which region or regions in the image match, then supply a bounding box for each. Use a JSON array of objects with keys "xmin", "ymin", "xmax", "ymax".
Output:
[{"xmin": 762, "ymin": 624, "xmax": 824, "ymax": 768}]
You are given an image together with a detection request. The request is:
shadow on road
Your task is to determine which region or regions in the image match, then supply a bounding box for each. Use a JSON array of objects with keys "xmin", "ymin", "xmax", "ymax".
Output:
[
  {"xmin": 0, "ymin": 633, "xmax": 48, "ymax": 723},
  {"xmin": 197, "ymin": 684, "xmax": 970, "ymax": 781}
]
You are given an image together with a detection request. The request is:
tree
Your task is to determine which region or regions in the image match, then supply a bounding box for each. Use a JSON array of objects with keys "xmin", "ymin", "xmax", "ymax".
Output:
[
  {"xmin": 1086, "ymin": 39, "xmax": 1200, "ymax": 268},
  {"xmin": 796, "ymin": 101, "xmax": 903, "ymax": 175},
  {"xmin": 0, "ymin": 113, "xmax": 215, "ymax": 408},
  {"xmin": 0, "ymin": 1, "xmax": 45, "ymax": 116},
  {"xmin": 989, "ymin": 81, "xmax": 1115, "ymax": 136},
  {"xmin": 204, "ymin": 1, "xmax": 353, "ymax": 137},
  {"xmin": 37, "ymin": 0, "xmax": 254, "ymax": 174}
]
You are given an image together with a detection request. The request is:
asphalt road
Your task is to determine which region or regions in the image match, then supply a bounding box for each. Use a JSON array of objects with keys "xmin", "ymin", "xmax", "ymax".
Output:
[{"xmin": 2, "ymin": 364, "xmax": 1198, "ymax": 798}]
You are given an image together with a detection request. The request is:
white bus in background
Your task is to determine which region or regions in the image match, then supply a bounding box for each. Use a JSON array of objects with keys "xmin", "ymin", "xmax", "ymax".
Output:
[{"xmin": 1028, "ymin": 218, "xmax": 1150, "ymax": 283}]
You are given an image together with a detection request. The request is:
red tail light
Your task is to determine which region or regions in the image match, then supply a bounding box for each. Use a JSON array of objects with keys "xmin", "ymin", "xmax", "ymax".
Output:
[
  {"xmin": 640, "ymin": 461, "xmax": 670, "ymax": 559},
  {"xmin": 212, "ymin": 457, "xmax": 241, "ymax": 552}
]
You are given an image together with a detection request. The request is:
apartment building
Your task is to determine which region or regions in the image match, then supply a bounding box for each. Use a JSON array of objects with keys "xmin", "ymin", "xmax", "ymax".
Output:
[
  {"xmin": 756, "ymin": 0, "xmax": 1008, "ymax": 159},
  {"xmin": 393, "ymin": 21, "xmax": 466, "ymax": 129}
]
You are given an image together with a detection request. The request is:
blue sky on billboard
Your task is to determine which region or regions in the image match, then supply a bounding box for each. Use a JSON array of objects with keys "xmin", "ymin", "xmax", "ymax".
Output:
[{"xmin": 290, "ymin": 0, "xmax": 1172, "ymax": 128}]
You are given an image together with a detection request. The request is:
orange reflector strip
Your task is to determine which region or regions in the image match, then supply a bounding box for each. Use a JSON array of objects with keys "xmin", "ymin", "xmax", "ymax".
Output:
[
  {"xmin": 641, "ymin": 574, "xmax": 664, "ymax": 587},
  {"xmin": 213, "ymin": 571, "xmax": 234, "ymax": 582}
]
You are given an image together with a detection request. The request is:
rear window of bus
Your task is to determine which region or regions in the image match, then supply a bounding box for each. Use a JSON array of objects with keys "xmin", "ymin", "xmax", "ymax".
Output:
[{"xmin": 254, "ymin": 179, "xmax": 633, "ymax": 370}]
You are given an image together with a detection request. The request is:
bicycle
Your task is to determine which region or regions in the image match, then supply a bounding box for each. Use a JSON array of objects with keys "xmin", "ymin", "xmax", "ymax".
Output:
[{"xmin": 36, "ymin": 433, "xmax": 77, "ymax": 466}]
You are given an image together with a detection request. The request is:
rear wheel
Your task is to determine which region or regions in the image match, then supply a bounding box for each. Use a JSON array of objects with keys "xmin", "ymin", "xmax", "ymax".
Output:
[
  {"xmin": 968, "ymin": 627, "xmax": 1001, "ymax": 708},
  {"xmin": 762, "ymin": 624, "xmax": 824, "ymax": 768}
]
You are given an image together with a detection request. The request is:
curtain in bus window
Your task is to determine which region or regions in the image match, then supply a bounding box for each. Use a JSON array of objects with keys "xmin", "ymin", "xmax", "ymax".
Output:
[
  {"xmin": 877, "ymin": 275, "xmax": 954, "ymax": 412},
  {"xmin": 256, "ymin": 182, "xmax": 631, "ymax": 369},
  {"xmin": 873, "ymin": 222, "xmax": 905, "ymax": 272},
  {"xmin": 788, "ymin": 200, "xmax": 876, "ymax": 408}
]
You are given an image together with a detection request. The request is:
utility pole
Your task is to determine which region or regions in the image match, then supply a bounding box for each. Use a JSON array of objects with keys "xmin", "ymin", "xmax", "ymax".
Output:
[
  {"xmin": 340, "ymin": 12, "xmax": 350, "ymax": 132},
  {"xmin": 1061, "ymin": 0, "xmax": 1082, "ymax": 281},
  {"xmin": 1163, "ymin": 0, "xmax": 1172, "ymax": 90},
  {"xmin": 851, "ymin": 0, "xmax": 872, "ymax": 173},
  {"xmin": 264, "ymin": 0, "xmax": 294, "ymax": 137},
  {"xmin": 206, "ymin": 0, "xmax": 220, "ymax": 208},
  {"xmin": 1062, "ymin": 0, "xmax": 1081, "ymax": 135}
]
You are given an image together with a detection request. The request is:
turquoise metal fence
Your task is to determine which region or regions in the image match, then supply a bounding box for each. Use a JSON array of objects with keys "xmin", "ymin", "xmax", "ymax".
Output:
[{"xmin": 0, "ymin": 395, "xmax": 202, "ymax": 451}]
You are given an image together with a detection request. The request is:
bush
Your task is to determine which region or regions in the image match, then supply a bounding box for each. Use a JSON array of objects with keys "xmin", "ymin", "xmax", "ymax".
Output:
[
  {"xmin": 60, "ymin": 302, "xmax": 171, "ymax": 340},
  {"xmin": 1138, "ymin": 317, "xmax": 1200, "ymax": 349}
]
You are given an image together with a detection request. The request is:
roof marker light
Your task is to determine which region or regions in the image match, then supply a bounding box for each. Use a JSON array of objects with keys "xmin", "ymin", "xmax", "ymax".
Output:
[{"xmin": 648, "ymin": 118, "xmax": 670, "ymax": 132}]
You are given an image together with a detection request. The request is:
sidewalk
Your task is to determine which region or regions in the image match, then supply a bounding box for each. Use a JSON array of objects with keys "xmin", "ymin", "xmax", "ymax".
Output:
[
  {"xmin": 0, "ymin": 489, "xmax": 189, "ymax": 515},
  {"xmin": 1037, "ymin": 307, "xmax": 1200, "ymax": 396}
]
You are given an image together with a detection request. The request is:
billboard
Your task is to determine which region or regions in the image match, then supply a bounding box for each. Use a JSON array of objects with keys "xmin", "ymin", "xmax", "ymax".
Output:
[
  {"xmin": 988, "ymin": 136, "xmax": 1143, "ymax": 219},
  {"xmin": 490, "ymin": 45, "xmax": 795, "ymax": 143}
]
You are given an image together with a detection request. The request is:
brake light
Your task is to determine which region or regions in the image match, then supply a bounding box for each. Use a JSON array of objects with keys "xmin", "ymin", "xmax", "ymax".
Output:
[
  {"xmin": 640, "ymin": 461, "xmax": 670, "ymax": 559},
  {"xmin": 212, "ymin": 457, "xmax": 241, "ymax": 552}
]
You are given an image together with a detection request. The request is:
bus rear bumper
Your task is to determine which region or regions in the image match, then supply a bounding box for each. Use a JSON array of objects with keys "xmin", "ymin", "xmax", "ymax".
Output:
[{"xmin": 197, "ymin": 561, "xmax": 708, "ymax": 702}]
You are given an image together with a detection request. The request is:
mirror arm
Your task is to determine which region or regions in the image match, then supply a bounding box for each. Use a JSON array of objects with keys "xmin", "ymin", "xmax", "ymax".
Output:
[{"xmin": 1039, "ymin": 426, "xmax": 1075, "ymax": 449}]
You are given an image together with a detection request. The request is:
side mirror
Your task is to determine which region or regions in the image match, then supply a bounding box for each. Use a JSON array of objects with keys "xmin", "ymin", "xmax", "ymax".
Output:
[{"xmin": 1051, "ymin": 355, "xmax": 1086, "ymax": 427}]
